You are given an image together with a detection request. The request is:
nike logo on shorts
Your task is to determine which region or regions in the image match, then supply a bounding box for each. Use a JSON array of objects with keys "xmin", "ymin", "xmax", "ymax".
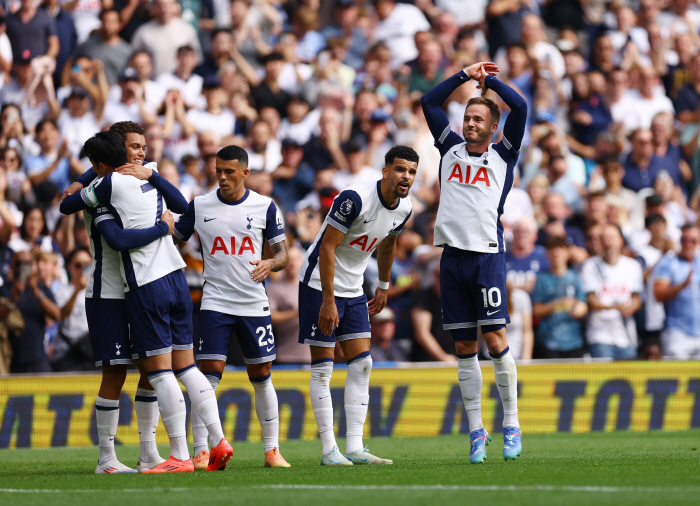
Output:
[{"xmin": 486, "ymin": 310, "xmax": 500, "ymax": 316}]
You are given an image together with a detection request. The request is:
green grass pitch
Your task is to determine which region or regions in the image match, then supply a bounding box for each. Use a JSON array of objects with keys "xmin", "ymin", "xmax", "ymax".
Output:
[{"xmin": 1, "ymin": 432, "xmax": 699, "ymax": 506}]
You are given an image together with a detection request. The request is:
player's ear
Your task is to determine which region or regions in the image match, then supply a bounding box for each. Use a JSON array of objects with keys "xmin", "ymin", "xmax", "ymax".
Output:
[{"xmin": 242, "ymin": 168, "xmax": 250, "ymax": 178}]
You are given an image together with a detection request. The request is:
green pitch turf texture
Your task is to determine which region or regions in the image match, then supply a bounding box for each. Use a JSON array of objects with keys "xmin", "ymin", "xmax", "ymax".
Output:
[{"xmin": 1, "ymin": 432, "xmax": 698, "ymax": 506}]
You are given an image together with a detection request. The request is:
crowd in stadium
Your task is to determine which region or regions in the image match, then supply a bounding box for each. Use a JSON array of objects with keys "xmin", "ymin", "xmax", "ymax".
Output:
[{"xmin": 1, "ymin": 0, "xmax": 700, "ymax": 374}]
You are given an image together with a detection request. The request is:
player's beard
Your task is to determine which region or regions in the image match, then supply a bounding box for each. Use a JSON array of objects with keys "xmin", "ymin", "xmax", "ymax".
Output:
[{"xmin": 464, "ymin": 125, "xmax": 492, "ymax": 144}]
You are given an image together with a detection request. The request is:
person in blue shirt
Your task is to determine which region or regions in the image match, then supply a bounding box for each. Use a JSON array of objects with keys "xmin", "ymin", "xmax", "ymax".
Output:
[
  {"xmin": 505, "ymin": 217, "xmax": 549, "ymax": 294},
  {"xmin": 532, "ymin": 235, "xmax": 588, "ymax": 358},
  {"xmin": 622, "ymin": 128, "xmax": 671, "ymax": 192},
  {"xmin": 653, "ymin": 224, "xmax": 700, "ymax": 359}
]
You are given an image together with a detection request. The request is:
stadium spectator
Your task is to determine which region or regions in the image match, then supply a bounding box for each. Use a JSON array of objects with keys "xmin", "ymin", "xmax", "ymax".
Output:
[
  {"xmin": 44, "ymin": 0, "xmax": 77, "ymax": 87},
  {"xmin": 321, "ymin": 0, "xmax": 368, "ymax": 70},
  {"xmin": 4, "ymin": 250, "xmax": 60, "ymax": 373},
  {"xmin": 102, "ymin": 67, "xmax": 157, "ymax": 126},
  {"xmin": 73, "ymin": 9, "xmax": 132, "ymax": 87},
  {"xmin": 537, "ymin": 192, "xmax": 588, "ymax": 264},
  {"xmin": 268, "ymin": 245, "xmax": 310, "ymax": 365},
  {"xmin": 411, "ymin": 262, "xmax": 455, "ymax": 362},
  {"xmin": 505, "ymin": 217, "xmax": 550, "ymax": 294},
  {"xmin": 372, "ymin": 0, "xmax": 431, "ymax": 70},
  {"xmin": 370, "ymin": 307, "xmax": 409, "ymax": 362},
  {"xmin": 653, "ymin": 225, "xmax": 700, "ymax": 359},
  {"xmin": 581, "ymin": 224, "xmax": 643, "ymax": 359},
  {"xmin": 532, "ymin": 236, "xmax": 588, "ymax": 359},
  {"xmin": 130, "ymin": 0, "xmax": 201, "ymax": 78},
  {"xmin": 156, "ymin": 45, "xmax": 204, "ymax": 110}
]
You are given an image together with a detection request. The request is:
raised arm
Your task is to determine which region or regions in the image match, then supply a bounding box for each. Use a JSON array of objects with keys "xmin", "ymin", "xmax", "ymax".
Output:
[
  {"xmin": 420, "ymin": 71, "xmax": 467, "ymax": 141},
  {"xmin": 484, "ymin": 75, "xmax": 528, "ymax": 152},
  {"xmin": 148, "ymin": 171, "xmax": 188, "ymax": 214},
  {"xmin": 94, "ymin": 211, "xmax": 174, "ymax": 252}
]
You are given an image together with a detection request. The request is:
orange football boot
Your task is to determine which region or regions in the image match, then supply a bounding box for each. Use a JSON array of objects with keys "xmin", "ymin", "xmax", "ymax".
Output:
[
  {"xmin": 192, "ymin": 450, "xmax": 210, "ymax": 471},
  {"xmin": 264, "ymin": 447, "xmax": 291, "ymax": 468},
  {"xmin": 206, "ymin": 439, "xmax": 234, "ymax": 471},
  {"xmin": 142, "ymin": 456, "xmax": 194, "ymax": 473}
]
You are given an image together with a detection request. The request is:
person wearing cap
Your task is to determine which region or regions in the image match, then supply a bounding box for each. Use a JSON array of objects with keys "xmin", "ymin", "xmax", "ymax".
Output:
[
  {"xmin": 131, "ymin": 0, "xmax": 202, "ymax": 78},
  {"xmin": 250, "ymin": 52, "xmax": 292, "ymax": 118},
  {"xmin": 185, "ymin": 76, "xmax": 235, "ymax": 138},
  {"xmin": 72, "ymin": 9, "xmax": 131, "ymax": 87},
  {"xmin": 369, "ymin": 307, "xmax": 409, "ymax": 362},
  {"xmin": 102, "ymin": 67, "xmax": 158, "ymax": 126}
]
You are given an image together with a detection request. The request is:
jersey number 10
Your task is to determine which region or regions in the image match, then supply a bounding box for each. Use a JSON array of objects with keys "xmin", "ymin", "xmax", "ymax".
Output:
[{"xmin": 481, "ymin": 287, "xmax": 502, "ymax": 308}]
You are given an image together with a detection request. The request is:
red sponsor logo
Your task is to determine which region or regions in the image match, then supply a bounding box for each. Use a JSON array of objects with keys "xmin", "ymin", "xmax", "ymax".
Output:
[
  {"xmin": 447, "ymin": 163, "xmax": 491, "ymax": 187},
  {"xmin": 210, "ymin": 236, "xmax": 255, "ymax": 255},
  {"xmin": 348, "ymin": 235, "xmax": 379, "ymax": 253}
]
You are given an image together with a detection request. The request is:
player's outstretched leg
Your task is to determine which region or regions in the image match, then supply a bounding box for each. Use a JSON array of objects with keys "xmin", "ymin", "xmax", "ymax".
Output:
[
  {"xmin": 134, "ymin": 367, "xmax": 165, "ymax": 472},
  {"xmin": 175, "ymin": 364, "xmax": 232, "ymax": 471},
  {"xmin": 190, "ymin": 371, "xmax": 222, "ymax": 470},
  {"xmin": 250, "ymin": 372, "xmax": 290, "ymax": 468},
  {"xmin": 142, "ymin": 369, "xmax": 194, "ymax": 473},
  {"xmin": 343, "ymin": 351, "xmax": 392, "ymax": 465},
  {"xmin": 310, "ymin": 357, "xmax": 351, "ymax": 465},
  {"xmin": 95, "ymin": 396, "xmax": 137, "ymax": 474},
  {"xmin": 491, "ymin": 346, "xmax": 522, "ymax": 460},
  {"xmin": 457, "ymin": 352, "xmax": 490, "ymax": 464}
]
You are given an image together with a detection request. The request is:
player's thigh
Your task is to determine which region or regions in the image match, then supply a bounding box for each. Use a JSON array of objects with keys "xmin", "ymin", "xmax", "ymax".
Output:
[
  {"xmin": 298, "ymin": 282, "xmax": 340, "ymax": 348},
  {"xmin": 233, "ymin": 315, "xmax": 277, "ymax": 366},
  {"xmin": 336, "ymin": 294, "xmax": 371, "ymax": 356},
  {"xmin": 86, "ymin": 298, "xmax": 133, "ymax": 368},
  {"xmin": 439, "ymin": 251, "xmax": 479, "ymax": 330},
  {"xmin": 475, "ymin": 253, "xmax": 510, "ymax": 327},
  {"xmin": 125, "ymin": 280, "xmax": 174, "ymax": 360},
  {"xmin": 197, "ymin": 310, "xmax": 237, "ymax": 363},
  {"xmin": 169, "ymin": 270, "xmax": 195, "ymax": 353}
]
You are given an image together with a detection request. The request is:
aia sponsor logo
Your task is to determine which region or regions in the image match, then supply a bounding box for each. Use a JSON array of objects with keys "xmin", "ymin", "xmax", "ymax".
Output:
[
  {"xmin": 349, "ymin": 235, "xmax": 379, "ymax": 253},
  {"xmin": 447, "ymin": 163, "xmax": 491, "ymax": 187},
  {"xmin": 210, "ymin": 236, "xmax": 255, "ymax": 255}
]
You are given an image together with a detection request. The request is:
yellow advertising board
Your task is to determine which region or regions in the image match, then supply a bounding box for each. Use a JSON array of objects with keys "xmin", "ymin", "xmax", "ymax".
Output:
[{"xmin": 1, "ymin": 361, "xmax": 699, "ymax": 449}]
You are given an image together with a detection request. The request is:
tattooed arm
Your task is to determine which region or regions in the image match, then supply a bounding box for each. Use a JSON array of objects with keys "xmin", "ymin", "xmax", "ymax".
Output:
[
  {"xmin": 250, "ymin": 239, "xmax": 289, "ymax": 284},
  {"xmin": 369, "ymin": 233, "xmax": 398, "ymax": 315}
]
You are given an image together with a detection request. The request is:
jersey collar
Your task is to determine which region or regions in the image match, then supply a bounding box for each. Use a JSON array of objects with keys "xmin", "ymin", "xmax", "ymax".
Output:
[
  {"xmin": 217, "ymin": 188, "xmax": 249, "ymax": 206},
  {"xmin": 376, "ymin": 180, "xmax": 399, "ymax": 210}
]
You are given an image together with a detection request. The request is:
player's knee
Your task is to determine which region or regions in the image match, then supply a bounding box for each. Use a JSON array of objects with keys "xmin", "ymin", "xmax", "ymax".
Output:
[
  {"xmin": 200, "ymin": 359, "xmax": 225, "ymax": 375},
  {"xmin": 247, "ymin": 361, "xmax": 272, "ymax": 381}
]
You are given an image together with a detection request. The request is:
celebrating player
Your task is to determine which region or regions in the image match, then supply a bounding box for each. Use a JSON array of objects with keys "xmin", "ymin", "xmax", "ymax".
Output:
[
  {"xmin": 298, "ymin": 146, "xmax": 417, "ymax": 466},
  {"xmin": 60, "ymin": 125, "xmax": 183, "ymax": 473},
  {"xmin": 421, "ymin": 62, "xmax": 527, "ymax": 462},
  {"xmin": 174, "ymin": 145, "xmax": 292, "ymax": 469},
  {"xmin": 62, "ymin": 132, "xmax": 233, "ymax": 473}
]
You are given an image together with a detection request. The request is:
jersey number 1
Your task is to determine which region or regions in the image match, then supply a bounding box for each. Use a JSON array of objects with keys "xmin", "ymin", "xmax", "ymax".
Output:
[{"xmin": 481, "ymin": 287, "xmax": 501, "ymax": 308}]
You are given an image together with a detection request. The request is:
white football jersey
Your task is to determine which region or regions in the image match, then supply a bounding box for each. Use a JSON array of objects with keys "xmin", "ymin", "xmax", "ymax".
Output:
[
  {"xmin": 81, "ymin": 167, "xmax": 185, "ymax": 291},
  {"xmin": 433, "ymin": 129, "xmax": 518, "ymax": 253},
  {"xmin": 174, "ymin": 188, "xmax": 286, "ymax": 316},
  {"xmin": 83, "ymin": 206, "xmax": 125, "ymax": 300},
  {"xmin": 300, "ymin": 180, "xmax": 412, "ymax": 298}
]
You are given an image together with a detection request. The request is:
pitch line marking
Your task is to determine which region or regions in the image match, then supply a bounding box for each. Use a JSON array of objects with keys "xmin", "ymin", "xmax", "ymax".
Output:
[{"xmin": 2, "ymin": 485, "xmax": 700, "ymax": 494}]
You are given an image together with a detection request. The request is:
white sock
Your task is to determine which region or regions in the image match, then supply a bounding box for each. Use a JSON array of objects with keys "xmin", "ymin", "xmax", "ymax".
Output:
[
  {"xmin": 310, "ymin": 359, "xmax": 336, "ymax": 455},
  {"xmin": 95, "ymin": 396, "xmax": 119, "ymax": 464},
  {"xmin": 134, "ymin": 388, "xmax": 161, "ymax": 463},
  {"xmin": 148, "ymin": 370, "xmax": 189, "ymax": 461},
  {"xmin": 458, "ymin": 354, "xmax": 484, "ymax": 433},
  {"xmin": 492, "ymin": 347, "xmax": 519, "ymax": 428},
  {"xmin": 176, "ymin": 365, "xmax": 225, "ymax": 449},
  {"xmin": 252, "ymin": 374, "xmax": 279, "ymax": 453},
  {"xmin": 192, "ymin": 371, "xmax": 221, "ymax": 455},
  {"xmin": 345, "ymin": 352, "xmax": 372, "ymax": 455}
]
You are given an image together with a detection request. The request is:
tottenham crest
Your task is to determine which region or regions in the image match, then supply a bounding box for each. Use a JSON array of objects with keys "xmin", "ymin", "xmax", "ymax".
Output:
[{"xmin": 340, "ymin": 199, "xmax": 353, "ymax": 215}]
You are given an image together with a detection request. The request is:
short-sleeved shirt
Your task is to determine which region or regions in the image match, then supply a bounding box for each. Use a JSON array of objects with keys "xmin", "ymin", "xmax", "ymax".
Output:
[
  {"xmin": 580, "ymin": 256, "xmax": 644, "ymax": 348},
  {"xmin": 5, "ymin": 9, "xmax": 57, "ymax": 61},
  {"xmin": 532, "ymin": 269, "xmax": 585, "ymax": 351},
  {"xmin": 622, "ymin": 154, "xmax": 679, "ymax": 192},
  {"xmin": 505, "ymin": 246, "xmax": 550, "ymax": 292},
  {"xmin": 24, "ymin": 153, "xmax": 72, "ymax": 192},
  {"xmin": 652, "ymin": 252, "xmax": 700, "ymax": 337}
]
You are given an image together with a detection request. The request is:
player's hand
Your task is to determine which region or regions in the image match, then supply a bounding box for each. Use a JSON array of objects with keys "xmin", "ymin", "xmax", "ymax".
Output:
[
  {"xmin": 250, "ymin": 259, "xmax": 273, "ymax": 283},
  {"xmin": 116, "ymin": 163, "xmax": 153, "ymax": 180},
  {"xmin": 318, "ymin": 299, "xmax": 339, "ymax": 337},
  {"xmin": 62, "ymin": 181, "xmax": 83, "ymax": 201},
  {"xmin": 160, "ymin": 210, "xmax": 175, "ymax": 235},
  {"xmin": 464, "ymin": 62, "xmax": 499, "ymax": 81},
  {"xmin": 368, "ymin": 286, "xmax": 388, "ymax": 315}
]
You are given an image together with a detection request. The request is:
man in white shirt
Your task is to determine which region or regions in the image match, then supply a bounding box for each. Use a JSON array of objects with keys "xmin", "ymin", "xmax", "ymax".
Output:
[
  {"xmin": 372, "ymin": 0, "xmax": 430, "ymax": 69},
  {"xmin": 581, "ymin": 224, "xmax": 643, "ymax": 359},
  {"xmin": 186, "ymin": 76, "xmax": 235, "ymax": 138},
  {"xmin": 156, "ymin": 45, "xmax": 204, "ymax": 109}
]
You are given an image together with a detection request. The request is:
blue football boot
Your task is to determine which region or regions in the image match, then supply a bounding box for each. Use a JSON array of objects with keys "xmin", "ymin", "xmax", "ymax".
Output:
[
  {"xmin": 503, "ymin": 426, "xmax": 522, "ymax": 460},
  {"xmin": 469, "ymin": 428, "xmax": 491, "ymax": 464}
]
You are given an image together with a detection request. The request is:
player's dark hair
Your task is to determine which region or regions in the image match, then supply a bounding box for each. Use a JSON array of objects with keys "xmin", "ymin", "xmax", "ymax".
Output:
[
  {"xmin": 83, "ymin": 131, "xmax": 128, "ymax": 169},
  {"xmin": 385, "ymin": 145, "xmax": 419, "ymax": 166},
  {"xmin": 217, "ymin": 145, "xmax": 249, "ymax": 168},
  {"xmin": 466, "ymin": 97, "xmax": 501, "ymax": 126},
  {"xmin": 109, "ymin": 121, "xmax": 146, "ymax": 140}
]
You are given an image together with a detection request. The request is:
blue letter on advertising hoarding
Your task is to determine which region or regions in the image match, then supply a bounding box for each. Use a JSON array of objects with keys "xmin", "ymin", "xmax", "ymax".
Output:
[
  {"xmin": 0, "ymin": 396, "xmax": 33, "ymax": 448},
  {"xmin": 217, "ymin": 389, "xmax": 251, "ymax": 441},
  {"xmin": 688, "ymin": 379, "xmax": 700, "ymax": 428},
  {"xmin": 592, "ymin": 379, "xmax": 633, "ymax": 431},
  {"xmin": 646, "ymin": 379, "xmax": 678, "ymax": 430},
  {"xmin": 48, "ymin": 395, "xmax": 84, "ymax": 447},
  {"xmin": 369, "ymin": 385, "xmax": 408, "ymax": 437},
  {"xmin": 439, "ymin": 385, "xmax": 470, "ymax": 435},
  {"xmin": 276, "ymin": 389, "xmax": 305, "ymax": 440},
  {"xmin": 554, "ymin": 381, "xmax": 587, "ymax": 432}
]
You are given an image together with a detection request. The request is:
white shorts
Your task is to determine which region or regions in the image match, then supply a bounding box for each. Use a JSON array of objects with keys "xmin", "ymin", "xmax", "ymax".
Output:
[{"xmin": 660, "ymin": 328, "xmax": 700, "ymax": 359}]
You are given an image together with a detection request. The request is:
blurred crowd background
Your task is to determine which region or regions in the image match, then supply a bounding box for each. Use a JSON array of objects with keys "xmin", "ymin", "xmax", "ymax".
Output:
[{"xmin": 1, "ymin": 0, "xmax": 700, "ymax": 374}]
